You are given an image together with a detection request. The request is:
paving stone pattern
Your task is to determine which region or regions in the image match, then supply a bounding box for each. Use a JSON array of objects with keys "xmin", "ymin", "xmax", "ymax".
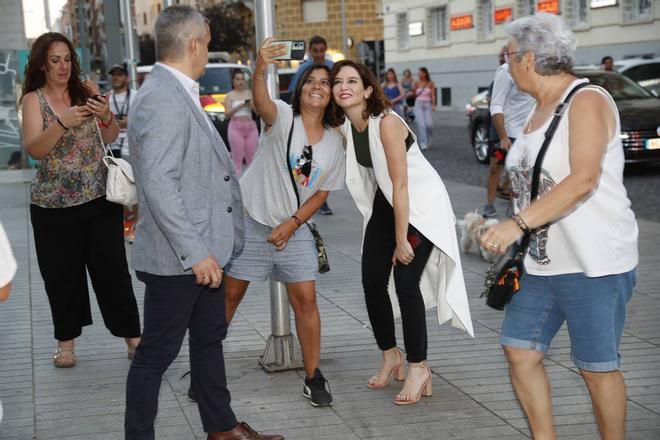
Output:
[{"xmin": 1, "ymin": 179, "xmax": 659, "ymax": 439}]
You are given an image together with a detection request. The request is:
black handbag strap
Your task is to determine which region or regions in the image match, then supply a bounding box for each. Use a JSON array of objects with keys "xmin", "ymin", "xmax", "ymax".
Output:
[
  {"xmin": 285, "ymin": 117, "xmax": 301, "ymax": 209},
  {"xmin": 518, "ymin": 81, "xmax": 589, "ymax": 254}
]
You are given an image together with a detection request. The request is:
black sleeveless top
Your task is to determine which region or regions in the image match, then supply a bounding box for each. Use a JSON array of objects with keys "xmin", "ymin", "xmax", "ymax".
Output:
[{"xmin": 351, "ymin": 124, "xmax": 414, "ymax": 168}]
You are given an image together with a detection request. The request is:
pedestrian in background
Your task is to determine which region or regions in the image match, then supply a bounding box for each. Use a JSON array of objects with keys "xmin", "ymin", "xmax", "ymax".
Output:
[
  {"xmin": 224, "ymin": 68, "xmax": 258, "ymax": 176},
  {"xmin": 483, "ymin": 47, "xmax": 534, "ymax": 218},
  {"xmin": 601, "ymin": 55, "xmax": 614, "ymax": 71},
  {"xmin": 288, "ymin": 35, "xmax": 335, "ymax": 215},
  {"xmin": 107, "ymin": 63, "xmax": 139, "ymax": 241},
  {"xmin": 412, "ymin": 67, "xmax": 436, "ymax": 150},
  {"xmin": 20, "ymin": 32, "xmax": 141, "ymax": 368},
  {"xmin": 222, "ymin": 39, "xmax": 345, "ymax": 408},
  {"xmin": 332, "ymin": 60, "xmax": 473, "ymax": 406},
  {"xmin": 481, "ymin": 13, "xmax": 638, "ymax": 440},
  {"xmin": 382, "ymin": 68, "xmax": 405, "ymax": 117},
  {"xmin": 400, "ymin": 68, "xmax": 415, "ymax": 123},
  {"xmin": 0, "ymin": 222, "xmax": 16, "ymax": 302},
  {"xmin": 124, "ymin": 7, "xmax": 283, "ymax": 440}
]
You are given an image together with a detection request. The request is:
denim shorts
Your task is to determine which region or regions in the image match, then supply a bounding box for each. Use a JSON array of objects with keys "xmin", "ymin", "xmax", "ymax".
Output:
[
  {"xmin": 224, "ymin": 214, "xmax": 317, "ymax": 283},
  {"xmin": 500, "ymin": 269, "xmax": 636, "ymax": 372}
]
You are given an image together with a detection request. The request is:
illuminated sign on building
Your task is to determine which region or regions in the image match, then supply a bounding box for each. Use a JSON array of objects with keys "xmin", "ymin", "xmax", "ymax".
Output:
[
  {"xmin": 450, "ymin": 14, "xmax": 474, "ymax": 31},
  {"xmin": 591, "ymin": 0, "xmax": 617, "ymax": 7},
  {"xmin": 537, "ymin": 0, "xmax": 560, "ymax": 14},
  {"xmin": 494, "ymin": 7, "xmax": 513, "ymax": 24},
  {"xmin": 408, "ymin": 21, "xmax": 424, "ymax": 36}
]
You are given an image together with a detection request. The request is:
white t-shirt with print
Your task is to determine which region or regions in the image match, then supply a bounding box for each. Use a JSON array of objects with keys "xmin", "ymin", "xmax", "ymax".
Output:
[{"xmin": 240, "ymin": 100, "xmax": 345, "ymax": 228}]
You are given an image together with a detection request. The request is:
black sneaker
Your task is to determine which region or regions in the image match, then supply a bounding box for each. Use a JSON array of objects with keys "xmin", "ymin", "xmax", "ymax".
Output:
[
  {"xmin": 302, "ymin": 368, "xmax": 333, "ymax": 407},
  {"xmin": 318, "ymin": 202, "xmax": 333, "ymax": 215}
]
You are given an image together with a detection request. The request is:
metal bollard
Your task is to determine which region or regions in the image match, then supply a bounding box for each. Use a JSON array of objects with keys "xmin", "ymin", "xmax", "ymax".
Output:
[{"xmin": 258, "ymin": 279, "xmax": 304, "ymax": 372}]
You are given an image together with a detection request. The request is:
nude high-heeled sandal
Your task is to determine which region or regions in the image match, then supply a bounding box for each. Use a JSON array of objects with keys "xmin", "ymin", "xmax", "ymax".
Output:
[
  {"xmin": 367, "ymin": 348, "xmax": 405, "ymax": 389},
  {"xmin": 394, "ymin": 361, "xmax": 432, "ymax": 405}
]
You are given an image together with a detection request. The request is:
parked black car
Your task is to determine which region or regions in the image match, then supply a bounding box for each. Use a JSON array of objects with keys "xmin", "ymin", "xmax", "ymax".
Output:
[
  {"xmin": 466, "ymin": 70, "xmax": 660, "ymax": 164},
  {"xmin": 465, "ymin": 89, "xmax": 491, "ymax": 164}
]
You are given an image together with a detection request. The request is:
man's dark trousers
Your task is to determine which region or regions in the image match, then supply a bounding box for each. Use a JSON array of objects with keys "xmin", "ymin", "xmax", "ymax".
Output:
[{"xmin": 125, "ymin": 272, "xmax": 238, "ymax": 439}]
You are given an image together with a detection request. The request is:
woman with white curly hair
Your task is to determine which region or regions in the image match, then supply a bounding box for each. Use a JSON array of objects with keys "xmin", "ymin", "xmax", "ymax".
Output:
[{"xmin": 481, "ymin": 13, "xmax": 638, "ymax": 440}]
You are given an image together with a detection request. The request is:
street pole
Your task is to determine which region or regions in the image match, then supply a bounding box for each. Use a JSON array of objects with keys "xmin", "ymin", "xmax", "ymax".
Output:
[
  {"xmin": 254, "ymin": 0, "xmax": 303, "ymax": 373},
  {"xmin": 340, "ymin": 0, "xmax": 347, "ymax": 57},
  {"xmin": 76, "ymin": 0, "xmax": 89, "ymax": 71},
  {"xmin": 43, "ymin": 0, "xmax": 51, "ymax": 31},
  {"xmin": 120, "ymin": 0, "xmax": 138, "ymax": 91}
]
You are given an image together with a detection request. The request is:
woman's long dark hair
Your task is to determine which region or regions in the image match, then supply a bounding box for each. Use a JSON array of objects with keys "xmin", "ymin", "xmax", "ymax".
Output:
[
  {"xmin": 231, "ymin": 68, "xmax": 245, "ymax": 90},
  {"xmin": 291, "ymin": 64, "xmax": 341, "ymax": 128},
  {"xmin": 19, "ymin": 32, "xmax": 92, "ymax": 106},
  {"xmin": 330, "ymin": 60, "xmax": 392, "ymax": 124},
  {"xmin": 418, "ymin": 67, "xmax": 430, "ymax": 81}
]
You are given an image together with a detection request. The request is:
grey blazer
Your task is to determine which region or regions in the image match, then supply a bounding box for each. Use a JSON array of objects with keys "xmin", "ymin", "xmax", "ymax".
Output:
[{"xmin": 128, "ymin": 64, "xmax": 244, "ymax": 276}]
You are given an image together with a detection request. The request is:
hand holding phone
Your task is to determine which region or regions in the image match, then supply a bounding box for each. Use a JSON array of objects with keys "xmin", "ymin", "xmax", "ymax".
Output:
[{"xmin": 270, "ymin": 40, "xmax": 306, "ymax": 61}]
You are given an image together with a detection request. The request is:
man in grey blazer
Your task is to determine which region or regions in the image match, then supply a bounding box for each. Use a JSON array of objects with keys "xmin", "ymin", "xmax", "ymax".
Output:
[{"xmin": 125, "ymin": 6, "xmax": 283, "ymax": 440}]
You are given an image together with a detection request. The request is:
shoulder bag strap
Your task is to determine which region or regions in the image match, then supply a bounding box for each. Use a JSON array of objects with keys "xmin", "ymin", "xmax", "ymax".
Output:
[
  {"xmin": 518, "ymin": 81, "xmax": 590, "ymax": 253},
  {"xmin": 285, "ymin": 117, "xmax": 301, "ymax": 208}
]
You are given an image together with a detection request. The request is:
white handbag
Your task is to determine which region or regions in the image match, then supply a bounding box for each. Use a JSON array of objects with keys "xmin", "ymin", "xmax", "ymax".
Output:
[{"xmin": 95, "ymin": 120, "xmax": 137, "ymax": 206}]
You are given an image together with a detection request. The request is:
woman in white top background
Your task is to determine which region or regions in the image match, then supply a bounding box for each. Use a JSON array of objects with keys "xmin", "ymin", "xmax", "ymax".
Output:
[
  {"xmin": 224, "ymin": 68, "xmax": 258, "ymax": 176},
  {"xmin": 481, "ymin": 13, "xmax": 638, "ymax": 440}
]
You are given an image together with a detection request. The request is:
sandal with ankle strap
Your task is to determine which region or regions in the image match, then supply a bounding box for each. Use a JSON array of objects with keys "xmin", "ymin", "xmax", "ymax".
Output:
[
  {"xmin": 53, "ymin": 348, "xmax": 76, "ymax": 368},
  {"xmin": 367, "ymin": 348, "xmax": 405, "ymax": 389},
  {"xmin": 394, "ymin": 361, "xmax": 432, "ymax": 405}
]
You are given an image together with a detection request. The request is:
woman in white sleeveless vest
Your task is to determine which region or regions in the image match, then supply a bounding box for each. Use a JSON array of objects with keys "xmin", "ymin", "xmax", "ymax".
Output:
[
  {"xmin": 480, "ymin": 14, "xmax": 638, "ymax": 439},
  {"xmin": 331, "ymin": 60, "xmax": 474, "ymax": 406}
]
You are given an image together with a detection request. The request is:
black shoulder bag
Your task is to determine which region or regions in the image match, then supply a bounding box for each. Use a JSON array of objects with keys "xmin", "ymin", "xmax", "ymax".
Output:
[
  {"xmin": 285, "ymin": 118, "xmax": 330, "ymax": 274},
  {"xmin": 482, "ymin": 82, "xmax": 589, "ymax": 310}
]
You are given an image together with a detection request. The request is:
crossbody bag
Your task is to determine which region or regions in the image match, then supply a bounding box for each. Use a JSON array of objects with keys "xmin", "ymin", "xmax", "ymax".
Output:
[
  {"xmin": 285, "ymin": 118, "xmax": 330, "ymax": 274},
  {"xmin": 482, "ymin": 82, "xmax": 589, "ymax": 310}
]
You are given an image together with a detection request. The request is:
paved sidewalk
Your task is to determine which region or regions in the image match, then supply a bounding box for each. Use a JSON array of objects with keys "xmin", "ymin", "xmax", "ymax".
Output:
[{"xmin": 1, "ymin": 179, "xmax": 659, "ymax": 439}]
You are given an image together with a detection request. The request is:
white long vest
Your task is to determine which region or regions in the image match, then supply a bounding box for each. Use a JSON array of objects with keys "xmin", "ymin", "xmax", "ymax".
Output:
[{"xmin": 341, "ymin": 112, "xmax": 474, "ymax": 337}]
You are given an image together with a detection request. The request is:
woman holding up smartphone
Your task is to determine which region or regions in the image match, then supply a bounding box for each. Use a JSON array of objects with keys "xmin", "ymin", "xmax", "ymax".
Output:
[
  {"xmin": 224, "ymin": 68, "xmax": 258, "ymax": 176},
  {"xmin": 19, "ymin": 32, "xmax": 141, "ymax": 368},
  {"xmin": 331, "ymin": 60, "xmax": 473, "ymax": 405},
  {"xmin": 222, "ymin": 39, "xmax": 345, "ymax": 407}
]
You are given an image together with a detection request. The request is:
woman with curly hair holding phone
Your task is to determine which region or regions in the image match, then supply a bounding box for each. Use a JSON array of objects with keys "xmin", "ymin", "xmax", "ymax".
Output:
[{"xmin": 20, "ymin": 32, "xmax": 140, "ymax": 368}]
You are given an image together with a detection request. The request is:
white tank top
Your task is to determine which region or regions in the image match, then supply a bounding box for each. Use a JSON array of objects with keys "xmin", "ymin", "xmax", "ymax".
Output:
[
  {"xmin": 231, "ymin": 98, "xmax": 252, "ymax": 118},
  {"xmin": 506, "ymin": 78, "xmax": 638, "ymax": 277}
]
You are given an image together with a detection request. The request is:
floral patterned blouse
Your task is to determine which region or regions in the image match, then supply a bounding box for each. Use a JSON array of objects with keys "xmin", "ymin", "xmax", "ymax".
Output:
[{"xmin": 30, "ymin": 88, "xmax": 106, "ymax": 208}]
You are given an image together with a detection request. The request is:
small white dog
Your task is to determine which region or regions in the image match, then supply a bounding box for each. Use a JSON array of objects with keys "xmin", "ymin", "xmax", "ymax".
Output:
[{"xmin": 457, "ymin": 211, "xmax": 500, "ymax": 263}]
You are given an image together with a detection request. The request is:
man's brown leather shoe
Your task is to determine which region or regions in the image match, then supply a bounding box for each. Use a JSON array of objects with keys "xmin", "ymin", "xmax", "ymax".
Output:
[{"xmin": 207, "ymin": 422, "xmax": 284, "ymax": 440}]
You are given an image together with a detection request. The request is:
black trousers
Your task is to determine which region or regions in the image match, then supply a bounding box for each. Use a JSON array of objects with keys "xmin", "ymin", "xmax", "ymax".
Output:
[
  {"xmin": 30, "ymin": 197, "xmax": 141, "ymax": 341},
  {"xmin": 362, "ymin": 189, "xmax": 433, "ymax": 362},
  {"xmin": 125, "ymin": 272, "xmax": 237, "ymax": 439}
]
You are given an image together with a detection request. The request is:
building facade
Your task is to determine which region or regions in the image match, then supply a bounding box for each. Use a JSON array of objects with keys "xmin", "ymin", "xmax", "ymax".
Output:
[
  {"xmin": 383, "ymin": 0, "xmax": 660, "ymax": 109},
  {"xmin": 275, "ymin": 0, "xmax": 384, "ymax": 62}
]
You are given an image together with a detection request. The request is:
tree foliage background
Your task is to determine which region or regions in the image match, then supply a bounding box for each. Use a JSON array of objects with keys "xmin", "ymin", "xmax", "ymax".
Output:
[
  {"xmin": 205, "ymin": 2, "xmax": 255, "ymax": 61},
  {"xmin": 137, "ymin": 3, "xmax": 255, "ymax": 65}
]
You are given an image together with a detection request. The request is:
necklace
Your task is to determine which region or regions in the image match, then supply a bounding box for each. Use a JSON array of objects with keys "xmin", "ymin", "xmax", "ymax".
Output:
[{"xmin": 524, "ymin": 111, "xmax": 535, "ymax": 134}]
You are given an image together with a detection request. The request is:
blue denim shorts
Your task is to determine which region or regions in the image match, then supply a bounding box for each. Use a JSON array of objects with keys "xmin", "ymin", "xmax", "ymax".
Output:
[
  {"xmin": 500, "ymin": 269, "xmax": 636, "ymax": 372},
  {"xmin": 224, "ymin": 214, "xmax": 317, "ymax": 284}
]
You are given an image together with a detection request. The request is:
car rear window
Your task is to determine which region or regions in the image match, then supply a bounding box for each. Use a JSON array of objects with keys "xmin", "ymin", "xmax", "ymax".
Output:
[
  {"xmin": 580, "ymin": 72, "xmax": 654, "ymax": 100},
  {"xmin": 199, "ymin": 67, "xmax": 252, "ymax": 95}
]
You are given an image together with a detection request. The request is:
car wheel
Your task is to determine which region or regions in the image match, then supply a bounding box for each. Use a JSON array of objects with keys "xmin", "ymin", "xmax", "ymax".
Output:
[{"xmin": 472, "ymin": 122, "xmax": 490, "ymax": 164}]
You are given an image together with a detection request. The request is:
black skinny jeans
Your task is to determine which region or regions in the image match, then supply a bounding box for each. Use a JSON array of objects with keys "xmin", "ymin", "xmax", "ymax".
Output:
[{"xmin": 362, "ymin": 188, "xmax": 433, "ymax": 362}]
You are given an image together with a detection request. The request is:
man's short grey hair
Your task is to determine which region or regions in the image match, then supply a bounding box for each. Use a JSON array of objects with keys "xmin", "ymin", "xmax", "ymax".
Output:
[
  {"xmin": 155, "ymin": 5, "xmax": 209, "ymax": 61},
  {"xmin": 507, "ymin": 13, "xmax": 576, "ymax": 76}
]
